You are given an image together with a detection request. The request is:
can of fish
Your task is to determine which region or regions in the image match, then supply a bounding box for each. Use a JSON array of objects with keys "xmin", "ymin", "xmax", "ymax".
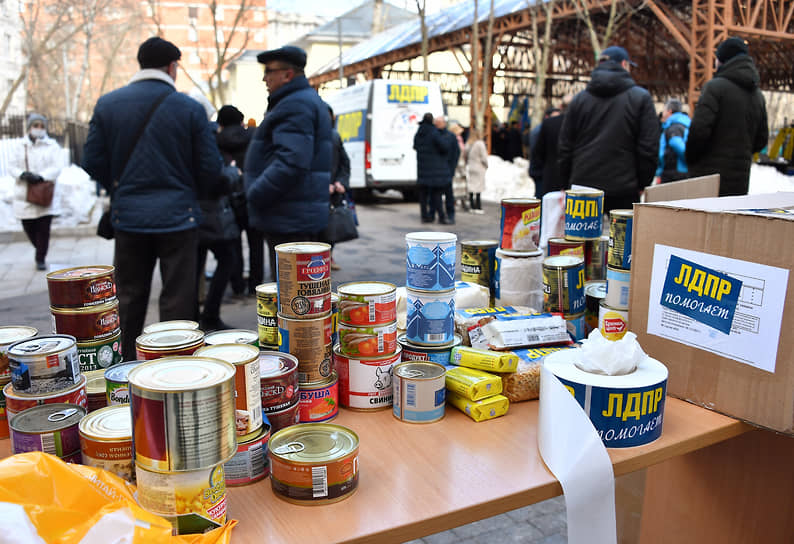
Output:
[
  {"xmin": 585, "ymin": 235, "xmax": 609, "ymax": 281},
  {"xmin": 547, "ymin": 237, "xmax": 585, "ymax": 259},
  {"xmin": 298, "ymin": 372, "xmax": 338, "ymax": 423},
  {"xmin": 605, "ymin": 266, "xmax": 631, "ymax": 310},
  {"xmin": 331, "ymin": 292, "xmax": 339, "ymax": 347},
  {"xmin": 459, "ymin": 240, "xmax": 498, "ymax": 296},
  {"xmin": 84, "ymin": 370, "xmax": 107, "ymax": 412},
  {"xmin": 104, "ymin": 361, "xmax": 144, "ymax": 405},
  {"xmin": 565, "ymin": 312, "xmax": 587, "ymax": 342},
  {"xmin": 259, "ymin": 352, "xmax": 299, "ymax": 413},
  {"xmin": 269, "ymin": 423, "xmax": 359, "ymax": 505},
  {"xmin": 337, "ymin": 281, "xmax": 397, "ymax": 326},
  {"xmin": 50, "ymin": 300, "xmax": 120, "ymax": 342},
  {"xmin": 76, "ymin": 329, "xmax": 123, "ymax": 372},
  {"xmin": 276, "ymin": 242, "xmax": 332, "ymax": 319},
  {"xmin": 142, "ymin": 320, "xmax": 200, "ymax": 334},
  {"xmin": 337, "ymin": 320, "xmax": 397, "ymax": 358},
  {"xmin": 8, "ymin": 334, "xmax": 80, "ymax": 395},
  {"xmin": 10, "ymin": 403, "xmax": 85, "ymax": 462},
  {"xmin": 194, "ymin": 344, "xmax": 263, "ymax": 441},
  {"xmin": 397, "ymin": 334, "xmax": 461, "ymax": 365},
  {"xmin": 335, "ymin": 344, "xmax": 400, "ymax": 411},
  {"xmin": 135, "ymin": 463, "xmax": 227, "ymax": 534},
  {"xmin": 599, "ymin": 302, "xmax": 629, "ymax": 341},
  {"xmin": 405, "ymin": 232, "xmax": 457, "ymax": 291},
  {"xmin": 46, "ymin": 265, "xmax": 116, "ymax": 308},
  {"xmin": 255, "ymin": 282, "xmax": 279, "ymax": 348},
  {"xmin": 128, "ymin": 356, "xmax": 237, "ymax": 472},
  {"xmin": 500, "ymin": 198, "xmax": 541, "ymax": 250},
  {"xmin": 564, "ymin": 189, "xmax": 604, "ymax": 240},
  {"xmin": 585, "ymin": 281, "xmax": 607, "ymax": 335},
  {"xmin": 79, "ymin": 404, "xmax": 134, "ymax": 481},
  {"xmin": 405, "ymin": 288, "xmax": 455, "ymax": 346},
  {"xmin": 135, "ymin": 329, "xmax": 205, "ymax": 361},
  {"xmin": 278, "ymin": 312, "xmax": 333, "ymax": 383},
  {"xmin": 265, "ymin": 399, "xmax": 300, "ymax": 433},
  {"xmin": 392, "ymin": 361, "xmax": 446, "ymax": 423},
  {"xmin": 3, "ymin": 374, "xmax": 87, "ymax": 422},
  {"xmin": 0, "ymin": 377, "xmax": 9, "ymax": 439},
  {"xmin": 204, "ymin": 329, "xmax": 258, "ymax": 347},
  {"xmin": 608, "ymin": 209, "xmax": 633, "ymax": 270},
  {"xmin": 0, "ymin": 326, "xmax": 38, "ymax": 381},
  {"xmin": 543, "ymin": 255, "xmax": 586, "ymax": 315},
  {"xmin": 224, "ymin": 423, "xmax": 270, "ymax": 486}
]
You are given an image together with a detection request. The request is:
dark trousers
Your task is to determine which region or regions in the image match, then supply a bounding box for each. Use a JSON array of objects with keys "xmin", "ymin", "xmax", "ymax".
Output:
[
  {"xmin": 229, "ymin": 236, "xmax": 246, "ymax": 295},
  {"xmin": 247, "ymin": 227, "xmax": 266, "ymax": 290},
  {"xmin": 429, "ymin": 187, "xmax": 444, "ymax": 220},
  {"xmin": 21, "ymin": 215, "xmax": 53, "ymax": 264},
  {"xmin": 469, "ymin": 192, "xmax": 482, "ymax": 210},
  {"xmin": 266, "ymin": 231, "xmax": 320, "ymax": 282},
  {"xmin": 441, "ymin": 182, "xmax": 455, "ymax": 220},
  {"xmin": 418, "ymin": 185, "xmax": 434, "ymax": 221},
  {"xmin": 198, "ymin": 240, "xmax": 234, "ymax": 320},
  {"xmin": 114, "ymin": 229, "xmax": 198, "ymax": 360}
]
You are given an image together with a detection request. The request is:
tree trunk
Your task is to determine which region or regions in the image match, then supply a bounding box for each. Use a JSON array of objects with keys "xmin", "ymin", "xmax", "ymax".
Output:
[{"xmin": 416, "ymin": 0, "xmax": 429, "ymax": 80}]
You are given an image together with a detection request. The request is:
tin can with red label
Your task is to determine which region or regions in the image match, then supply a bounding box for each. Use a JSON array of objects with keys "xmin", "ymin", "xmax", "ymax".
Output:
[
  {"xmin": 547, "ymin": 237, "xmax": 585, "ymax": 259},
  {"xmin": 4, "ymin": 374, "xmax": 88, "ymax": 422},
  {"xmin": 276, "ymin": 242, "xmax": 332, "ymax": 319},
  {"xmin": 224, "ymin": 424, "xmax": 270, "ymax": 486},
  {"xmin": 51, "ymin": 300, "xmax": 120, "ymax": 342},
  {"xmin": 500, "ymin": 198, "xmax": 541, "ymax": 251},
  {"xmin": 135, "ymin": 329, "xmax": 205, "ymax": 361},
  {"xmin": 337, "ymin": 281, "xmax": 397, "ymax": 326},
  {"xmin": 7, "ymin": 334, "xmax": 81, "ymax": 395},
  {"xmin": 335, "ymin": 345, "xmax": 400, "ymax": 411},
  {"xmin": 259, "ymin": 352, "xmax": 299, "ymax": 413},
  {"xmin": 338, "ymin": 320, "xmax": 397, "ymax": 358},
  {"xmin": 278, "ymin": 313, "xmax": 333, "ymax": 384},
  {"xmin": 46, "ymin": 265, "xmax": 116, "ymax": 308},
  {"xmin": 265, "ymin": 399, "xmax": 300, "ymax": 434},
  {"xmin": 298, "ymin": 372, "xmax": 338, "ymax": 423}
]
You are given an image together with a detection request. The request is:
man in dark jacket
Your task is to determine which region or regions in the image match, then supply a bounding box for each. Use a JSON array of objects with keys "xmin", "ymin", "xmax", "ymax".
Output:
[
  {"xmin": 413, "ymin": 113, "xmax": 453, "ymax": 224},
  {"xmin": 83, "ymin": 37, "xmax": 222, "ymax": 359},
  {"xmin": 244, "ymin": 45, "xmax": 331, "ymax": 281},
  {"xmin": 530, "ymin": 97, "xmax": 572, "ymax": 198},
  {"xmin": 436, "ymin": 116, "xmax": 460, "ymax": 225},
  {"xmin": 558, "ymin": 46, "xmax": 659, "ymax": 213},
  {"xmin": 686, "ymin": 37, "xmax": 768, "ymax": 196}
]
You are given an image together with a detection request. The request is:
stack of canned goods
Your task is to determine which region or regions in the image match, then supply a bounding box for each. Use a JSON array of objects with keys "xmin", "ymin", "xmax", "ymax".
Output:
[
  {"xmin": 0, "ymin": 326, "xmax": 38, "ymax": 438},
  {"xmin": 135, "ymin": 327, "xmax": 205, "ymax": 361},
  {"xmin": 600, "ymin": 209, "xmax": 633, "ymax": 340},
  {"xmin": 47, "ymin": 266, "xmax": 123, "ymax": 374},
  {"xmin": 493, "ymin": 199, "xmax": 545, "ymax": 309}
]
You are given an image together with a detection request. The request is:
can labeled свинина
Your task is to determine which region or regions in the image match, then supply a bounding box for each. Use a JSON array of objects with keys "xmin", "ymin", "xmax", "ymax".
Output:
[
  {"xmin": 585, "ymin": 236, "xmax": 609, "ymax": 281},
  {"xmin": 76, "ymin": 330, "xmax": 123, "ymax": 373},
  {"xmin": 500, "ymin": 198, "xmax": 541, "ymax": 251},
  {"xmin": 392, "ymin": 361, "xmax": 446, "ymax": 423},
  {"xmin": 46, "ymin": 265, "xmax": 116, "ymax": 308},
  {"xmin": 278, "ymin": 312, "xmax": 333, "ymax": 384},
  {"xmin": 547, "ymin": 237, "xmax": 585, "ymax": 259},
  {"xmin": 128, "ymin": 356, "xmax": 237, "ymax": 472},
  {"xmin": 405, "ymin": 232, "xmax": 457, "ymax": 291},
  {"xmin": 584, "ymin": 280, "xmax": 607, "ymax": 335},
  {"xmin": 0, "ymin": 326, "xmax": 38, "ymax": 380},
  {"xmin": 84, "ymin": 370, "xmax": 107, "ymax": 412},
  {"xmin": 276, "ymin": 242, "xmax": 332, "ymax": 318},
  {"xmin": 337, "ymin": 281, "xmax": 397, "ymax": 326},
  {"xmin": 104, "ymin": 361, "xmax": 144, "ymax": 405},
  {"xmin": 10, "ymin": 403, "xmax": 85, "ymax": 463},
  {"xmin": 79, "ymin": 404, "xmax": 134, "ymax": 481},
  {"xmin": 605, "ymin": 266, "xmax": 631, "ymax": 310},
  {"xmin": 265, "ymin": 399, "xmax": 300, "ymax": 434},
  {"xmin": 543, "ymin": 255, "xmax": 586, "ymax": 315},
  {"xmin": 334, "ymin": 344, "xmax": 400, "ymax": 411},
  {"xmin": 7, "ymin": 334, "xmax": 81, "ymax": 395},
  {"xmin": 608, "ymin": 209, "xmax": 633, "ymax": 270},
  {"xmin": 259, "ymin": 352, "xmax": 299, "ymax": 413},
  {"xmin": 142, "ymin": 320, "xmax": 200, "ymax": 334},
  {"xmin": 599, "ymin": 301, "xmax": 629, "ymax": 341},
  {"xmin": 255, "ymin": 283, "xmax": 279, "ymax": 349},
  {"xmin": 269, "ymin": 423, "xmax": 359, "ymax": 505},
  {"xmin": 135, "ymin": 329, "xmax": 205, "ymax": 361},
  {"xmin": 3, "ymin": 375, "xmax": 87, "ymax": 423},
  {"xmin": 459, "ymin": 240, "xmax": 498, "ymax": 296},
  {"xmin": 50, "ymin": 300, "xmax": 120, "ymax": 341},
  {"xmin": 224, "ymin": 423, "xmax": 270, "ymax": 486},
  {"xmin": 564, "ymin": 189, "xmax": 604, "ymax": 240},
  {"xmin": 298, "ymin": 372, "xmax": 338, "ymax": 423},
  {"xmin": 337, "ymin": 320, "xmax": 397, "ymax": 358},
  {"xmin": 397, "ymin": 334, "xmax": 461, "ymax": 365},
  {"xmin": 204, "ymin": 329, "xmax": 258, "ymax": 347},
  {"xmin": 405, "ymin": 288, "xmax": 455, "ymax": 346}
]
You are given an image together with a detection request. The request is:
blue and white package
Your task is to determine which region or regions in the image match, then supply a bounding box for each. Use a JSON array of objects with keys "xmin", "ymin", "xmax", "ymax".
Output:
[
  {"xmin": 406, "ymin": 288, "xmax": 455, "ymax": 345},
  {"xmin": 406, "ymin": 232, "xmax": 457, "ymax": 291}
]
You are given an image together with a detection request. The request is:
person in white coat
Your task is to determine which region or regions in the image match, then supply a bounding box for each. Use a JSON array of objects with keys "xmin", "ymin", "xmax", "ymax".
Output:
[
  {"xmin": 9, "ymin": 114, "xmax": 65, "ymax": 270},
  {"xmin": 464, "ymin": 128, "xmax": 488, "ymax": 213}
]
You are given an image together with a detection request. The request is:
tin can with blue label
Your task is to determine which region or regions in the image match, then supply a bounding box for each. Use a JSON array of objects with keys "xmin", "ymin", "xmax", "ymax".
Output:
[
  {"xmin": 564, "ymin": 313, "xmax": 586, "ymax": 342},
  {"xmin": 608, "ymin": 209, "xmax": 633, "ymax": 270},
  {"xmin": 392, "ymin": 361, "xmax": 446, "ymax": 423},
  {"xmin": 405, "ymin": 232, "xmax": 457, "ymax": 291},
  {"xmin": 564, "ymin": 189, "xmax": 604, "ymax": 240},
  {"xmin": 405, "ymin": 288, "xmax": 455, "ymax": 346},
  {"xmin": 605, "ymin": 266, "xmax": 631, "ymax": 310},
  {"xmin": 542, "ymin": 255, "xmax": 586, "ymax": 315},
  {"xmin": 397, "ymin": 334, "xmax": 461, "ymax": 366}
]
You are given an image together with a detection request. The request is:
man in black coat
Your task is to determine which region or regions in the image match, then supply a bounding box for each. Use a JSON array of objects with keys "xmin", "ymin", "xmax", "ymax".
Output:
[
  {"xmin": 436, "ymin": 116, "xmax": 460, "ymax": 225},
  {"xmin": 413, "ymin": 113, "xmax": 454, "ymax": 224},
  {"xmin": 530, "ymin": 97, "xmax": 571, "ymax": 198},
  {"xmin": 686, "ymin": 37, "xmax": 768, "ymax": 196}
]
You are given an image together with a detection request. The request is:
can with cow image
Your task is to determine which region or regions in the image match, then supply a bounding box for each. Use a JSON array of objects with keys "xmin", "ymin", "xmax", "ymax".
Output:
[
  {"xmin": 334, "ymin": 344, "xmax": 401, "ymax": 411},
  {"xmin": 276, "ymin": 242, "xmax": 332, "ymax": 319},
  {"xmin": 46, "ymin": 265, "xmax": 117, "ymax": 308},
  {"xmin": 278, "ymin": 312, "xmax": 333, "ymax": 384}
]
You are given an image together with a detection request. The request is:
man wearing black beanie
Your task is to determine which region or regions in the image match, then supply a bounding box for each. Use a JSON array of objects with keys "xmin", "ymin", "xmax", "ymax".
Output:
[{"xmin": 82, "ymin": 36, "xmax": 223, "ymax": 358}]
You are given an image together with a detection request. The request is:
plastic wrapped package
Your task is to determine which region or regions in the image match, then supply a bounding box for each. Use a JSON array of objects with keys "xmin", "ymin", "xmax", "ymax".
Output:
[
  {"xmin": 493, "ymin": 249, "xmax": 544, "ymax": 310},
  {"xmin": 445, "ymin": 366, "xmax": 503, "ymax": 401},
  {"xmin": 454, "ymin": 281, "xmax": 490, "ymax": 310},
  {"xmin": 500, "ymin": 346, "xmax": 577, "ymax": 402},
  {"xmin": 453, "ymin": 306, "xmax": 531, "ymax": 346},
  {"xmin": 446, "ymin": 391, "xmax": 509, "ymax": 422}
]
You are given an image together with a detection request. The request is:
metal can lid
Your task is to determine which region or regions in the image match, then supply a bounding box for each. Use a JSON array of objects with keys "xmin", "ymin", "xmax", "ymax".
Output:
[
  {"xmin": 259, "ymin": 352, "xmax": 298, "ymax": 378},
  {"xmin": 460, "ymin": 239, "xmax": 499, "ymax": 248},
  {"xmin": 547, "ymin": 237, "xmax": 583, "ymax": 246},
  {"xmin": 269, "ymin": 423, "xmax": 358, "ymax": 464},
  {"xmin": 194, "ymin": 343, "xmax": 259, "ymax": 365},
  {"xmin": 254, "ymin": 282, "xmax": 278, "ymax": 296},
  {"xmin": 543, "ymin": 255, "xmax": 584, "ymax": 268},
  {"xmin": 394, "ymin": 361, "xmax": 446, "ymax": 380},
  {"xmin": 397, "ymin": 333, "xmax": 461, "ymax": 352},
  {"xmin": 78, "ymin": 404, "xmax": 131, "ymax": 440},
  {"xmin": 337, "ymin": 281, "xmax": 396, "ymax": 298},
  {"xmin": 142, "ymin": 320, "xmax": 200, "ymax": 334},
  {"xmin": 84, "ymin": 370, "xmax": 106, "ymax": 394},
  {"xmin": 501, "ymin": 197, "xmax": 540, "ymax": 205},
  {"xmin": 104, "ymin": 361, "xmax": 144, "ymax": 383},
  {"xmin": 8, "ymin": 334, "xmax": 76, "ymax": 358},
  {"xmin": 49, "ymin": 299, "xmax": 118, "ymax": 315},
  {"xmin": 135, "ymin": 329, "xmax": 204, "ymax": 351},
  {"xmin": 566, "ymin": 188, "xmax": 603, "ymax": 196},
  {"xmin": 332, "ymin": 343, "xmax": 402, "ymax": 362},
  {"xmin": 0, "ymin": 326, "xmax": 38, "ymax": 347},
  {"xmin": 274, "ymin": 241, "xmax": 331, "ymax": 254},
  {"xmin": 238, "ymin": 422, "xmax": 270, "ymax": 446},
  {"xmin": 10, "ymin": 403, "xmax": 86, "ymax": 433},
  {"xmin": 496, "ymin": 248, "xmax": 543, "ymax": 258},
  {"xmin": 610, "ymin": 209, "xmax": 634, "ymax": 219},
  {"xmin": 128, "ymin": 356, "xmax": 235, "ymax": 392},
  {"xmin": 204, "ymin": 329, "xmax": 258, "ymax": 346},
  {"xmin": 46, "ymin": 265, "xmax": 114, "ymax": 281},
  {"xmin": 585, "ymin": 280, "xmax": 607, "ymax": 298},
  {"xmin": 77, "ymin": 329, "xmax": 122, "ymax": 348},
  {"xmin": 405, "ymin": 231, "xmax": 457, "ymax": 243}
]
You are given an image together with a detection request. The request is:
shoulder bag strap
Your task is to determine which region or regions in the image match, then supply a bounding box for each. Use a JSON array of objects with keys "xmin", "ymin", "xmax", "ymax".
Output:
[{"xmin": 114, "ymin": 89, "xmax": 172, "ymax": 188}]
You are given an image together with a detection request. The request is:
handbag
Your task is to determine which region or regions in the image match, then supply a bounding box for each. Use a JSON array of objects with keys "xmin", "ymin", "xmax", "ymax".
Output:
[
  {"xmin": 23, "ymin": 148, "xmax": 55, "ymax": 207},
  {"xmin": 322, "ymin": 200, "xmax": 359, "ymax": 243},
  {"xmin": 198, "ymin": 195, "xmax": 240, "ymax": 244}
]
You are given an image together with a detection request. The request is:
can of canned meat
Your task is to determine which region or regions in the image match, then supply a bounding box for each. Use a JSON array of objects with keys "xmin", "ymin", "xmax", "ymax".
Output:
[
  {"xmin": 135, "ymin": 329, "xmax": 205, "ymax": 360},
  {"xmin": 204, "ymin": 329, "xmax": 258, "ymax": 347},
  {"xmin": 278, "ymin": 312, "xmax": 333, "ymax": 384},
  {"xmin": 142, "ymin": 320, "xmax": 200, "ymax": 334},
  {"xmin": 259, "ymin": 352, "xmax": 299, "ymax": 413},
  {"xmin": 392, "ymin": 361, "xmax": 446, "ymax": 423},
  {"xmin": 224, "ymin": 423, "xmax": 270, "ymax": 486},
  {"xmin": 4, "ymin": 374, "xmax": 87, "ymax": 422},
  {"xmin": 337, "ymin": 281, "xmax": 397, "ymax": 326},
  {"xmin": 46, "ymin": 265, "xmax": 116, "ymax": 308},
  {"xmin": 298, "ymin": 372, "xmax": 338, "ymax": 423},
  {"xmin": 397, "ymin": 334, "xmax": 461, "ymax": 365},
  {"xmin": 500, "ymin": 198, "xmax": 541, "ymax": 251},
  {"xmin": 337, "ymin": 320, "xmax": 397, "ymax": 358},
  {"xmin": 276, "ymin": 242, "xmax": 332, "ymax": 318},
  {"xmin": 76, "ymin": 329, "xmax": 123, "ymax": 373},
  {"xmin": 50, "ymin": 300, "xmax": 120, "ymax": 341},
  {"xmin": 8, "ymin": 334, "xmax": 80, "ymax": 395},
  {"xmin": 335, "ymin": 344, "xmax": 399, "ymax": 411}
]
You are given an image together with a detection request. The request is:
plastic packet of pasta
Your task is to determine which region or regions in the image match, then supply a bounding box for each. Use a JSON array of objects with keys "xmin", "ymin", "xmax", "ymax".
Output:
[
  {"xmin": 445, "ymin": 366, "xmax": 503, "ymax": 401},
  {"xmin": 446, "ymin": 391, "xmax": 510, "ymax": 422}
]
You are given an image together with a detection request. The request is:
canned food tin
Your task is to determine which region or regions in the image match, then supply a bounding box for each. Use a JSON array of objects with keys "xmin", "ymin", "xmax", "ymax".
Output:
[
  {"xmin": 8, "ymin": 334, "xmax": 80, "ymax": 395},
  {"xmin": 564, "ymin": 189, "xmax": 604, "ymax": 240},
  {"xmin": 459, "ymin": 240, "xmax": 498, "ymax": 295},
  {"xmin": 136, "ymin": 463, "xmax": 227, "ymax": 534},
  {"xmin": 565, "ymin": 312, "xmax": 587, "ymax": 342},
  {"xmin": 255, "ymin": 283, "xmax": 279, "ymax": 348},
  {"xmin": 543, "ymin": 255, "xmax": 586, "ymax": 315},
  {"xmin": 494, "ymin": 248, "xmax": 545, "ymax": 311},
  {"xmin": 585, "ymin": 236, "xmax": 609, "ymax": 281},
  {"xmin": 46, "ymin": 265, "xmax": 116, "ymax": 308},
  {"xmin": 547, "ymin": 237, "xmax": 585, "ymax": 258},
  {"xmin": 128, "ymin": 356, "xmax": 237, "ymax": 472},
  {"xmin": 3, "ymin": 375, "xmax": 87, "ymax": 422},
  {"xmin": 194, "ymin": 344, "xmax": 263, "ymax": 440},
  {"xmin": 204, "ymin": 329, "xmax": 258, "ymax": 347},
  {"xmin": 397, "ymin": 334, "xmax": 461, "ymax": 365},
  {"xmin": 79, "ymin": 404, "xmax": 133, "ymax": 481},
  {"xmin": 392, "ymin": 361, "xmax": 446, "ymax": 423},
  {"xmin": 266, "ymin": 399, "xmax": 300, "ymax": 434},
  {"xmin": 50, "ymin": 299, "xmax": 120, "ymax": 341},
  {"xmin": 269, "ymin": 423, "xmax": 359, "ymax": 505},
  {"xmin": 405, "ymin": 288, "xmax": 455, "ymax": 346},
  {"xmin": 10, "ymin": 403, "xmax": 85, "ymax": 462},
  {"xmin": 337, "ymin": 281, "xmax": 397, "ymax": 326},
  {"xmin": 278, "ymin": 313, "xmax": 333, "ymax": 383},
  {"xmin": 335, "ymin": 344, "xmax": 400, "ymax": 410},
  {"xmin": 599, "ymin": 302, "xmax": 629, "ymax": 341},
  {"xmin": 135, "ymin": 329, "xmax": 205, "ymax": 361},
  {"xmin": 500, "ymin": 198, "xmax": 541, "ymax": 251},
  {"xmin": 84, "ymin": 370, "xmax": 107, "ymax": 412},
  {"xmin": 0, "ymin": 377, "xmax": 8, "ymax": 439},
  {"xmin": 608, "ymin": 209, "xmax": 633, "ymax": 270},
  {"xmin": 224, "ymin": 423, "xmax": 270, "ymax": 486},
  {"xmin": 1, "ymin": 326, "xmax": 38, "ymax": 380},
  {"xmin": 585, "ymin": 281, "xmax": 607, "ymax": 335},
  {"xmin": 276, "ymin": 242, "xmax": 332, "ymax": 318},
  {"xmin": 105, "ymin": 361, "xmax": 144, "ymax": 405},
  {"xmin": 142, "ymin": 320, "xmax": 200, "ymax": 334},
  {"xmin": 337, "ymin": 320, "xmax": 397, "ymax": 358},
  {"xmin": 405, "ymin": 232, "xmax": 457, "ymax": 291},
  {"xmin": 298, "ymin": 372, "xmax": 338, "ymax": 423},
  {"xmin": 259, "ymin": 352, "xmax": 299, "ymax": 413},
  {"xmin": 605, "ymin": 266, "xmax": 631, "ymax": 310},
  {"xmin": 77, "ymin": 329, "xmax": 123, "ymax": 373},
  {"xmin": 331, "ymin": 292, "xmax": 339, "ymax": 347}
]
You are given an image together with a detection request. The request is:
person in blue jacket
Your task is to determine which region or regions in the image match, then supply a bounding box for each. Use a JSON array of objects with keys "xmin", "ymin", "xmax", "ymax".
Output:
[
  {"xmin": 82, "ymin": 37, "xmax": 222, "ymax": 360},
  {"xmin": 244, "ymin": 45, "xmax": 331, "ymax": 281},
  {"xmin": 655, "ymin": 99, "xmax": 691, "ymax": 183}
]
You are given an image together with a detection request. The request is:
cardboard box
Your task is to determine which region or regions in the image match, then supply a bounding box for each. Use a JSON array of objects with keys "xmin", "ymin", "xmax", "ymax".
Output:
[
  {"xmin": 643, "ymin": 174, "xmax": 720, "ymax": 203},
  {"xmin": 630, "ymin": 193, "xmax": 794, "ymax": 434}
]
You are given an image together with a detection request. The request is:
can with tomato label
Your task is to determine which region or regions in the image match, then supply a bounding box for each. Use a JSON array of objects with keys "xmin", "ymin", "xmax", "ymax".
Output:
[
  {"xmin": 46, "ymin": 265, "xmax": 116, "ymax": 308},
  {"xmin": 276, "ymin": 242, "xmax": 332, "ymax": 318},
  {"xmin": 337, "ymin": 281, "xmax": 397, "ymax": 326},
  {"xmin": 298, "ymin": 372, "xmax": 338, "ymax": 423},
  {"xmin": 337, "ymin": 321, "xmax": 397, "ymax": 358}
]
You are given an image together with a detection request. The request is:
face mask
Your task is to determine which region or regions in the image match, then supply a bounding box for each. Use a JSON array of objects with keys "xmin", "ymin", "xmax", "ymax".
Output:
[{"xmin": 30, "ymin": 128, "xmax": 46, "ymax": 139}]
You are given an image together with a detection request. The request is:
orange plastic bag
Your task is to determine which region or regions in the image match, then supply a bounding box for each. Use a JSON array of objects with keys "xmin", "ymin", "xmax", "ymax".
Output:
[{"xmin": 0, "ymin": 452, "xmax": 236, "ymax": 544}]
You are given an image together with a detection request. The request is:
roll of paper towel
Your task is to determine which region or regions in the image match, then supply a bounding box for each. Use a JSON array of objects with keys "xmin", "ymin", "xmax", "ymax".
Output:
[{"xmin": 494, "ymin": 248, "xmax": 544, "ymax": 311}]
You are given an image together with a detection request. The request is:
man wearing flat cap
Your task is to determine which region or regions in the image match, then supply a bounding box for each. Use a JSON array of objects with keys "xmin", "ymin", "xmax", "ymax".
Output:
[
  {"xmin": 83, "ymin": 36, "xmax": 223, "ymax": 359},
  {"xmin": 243, "ymin": 45, "xmax": 331, "ymax": 281},
  {"xmin": 686, "ymin": 37, "xmax": 768, "ymax": 196},
  {"xmin": 558, "ymin": 45, "xmax": 659, "ymax": 213}
]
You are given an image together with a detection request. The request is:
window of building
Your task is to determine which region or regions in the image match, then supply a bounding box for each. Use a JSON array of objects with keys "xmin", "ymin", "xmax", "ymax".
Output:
[
  {"xmin": 215, "ymin": 5, "xmax": 223, "ymax": 21},
  {"xmin": 188, "ymin": 6, "xmax": 198, "ymax": 19}
]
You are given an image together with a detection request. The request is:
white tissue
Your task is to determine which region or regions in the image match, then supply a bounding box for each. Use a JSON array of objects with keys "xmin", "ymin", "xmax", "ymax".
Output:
[{"xmin": 575, "ymin": 329, "xmax": 647, "ymax": 376}]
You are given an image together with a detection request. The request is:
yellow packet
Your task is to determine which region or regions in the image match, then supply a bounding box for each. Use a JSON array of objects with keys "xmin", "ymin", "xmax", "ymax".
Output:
[
  {"xmin": 445, "ymin": 366, "xmax": 503, "ymax": 401},
  {"xmin": 447, "ymin": 391, "xmax": 509, "ymax": 422},
  {"xmin": 450, "ymin": 346, "xmax": 519, "ymax": 372}
]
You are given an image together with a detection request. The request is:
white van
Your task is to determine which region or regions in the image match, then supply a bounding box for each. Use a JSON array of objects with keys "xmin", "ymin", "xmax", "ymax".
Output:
[{"xmin": 325, "ymin": 79, "xmax": 446, "ymax": 197}]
